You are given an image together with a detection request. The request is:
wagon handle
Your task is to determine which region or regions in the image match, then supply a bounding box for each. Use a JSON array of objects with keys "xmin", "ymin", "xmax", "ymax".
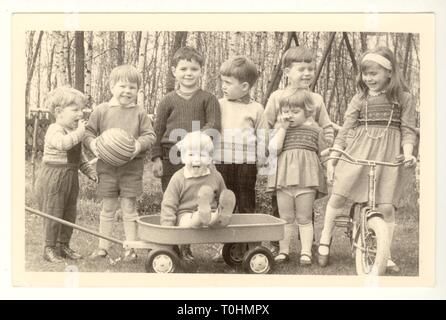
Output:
[{"xmin": 25, "ymin": 206, "xmax": 124, "ymax": 245}]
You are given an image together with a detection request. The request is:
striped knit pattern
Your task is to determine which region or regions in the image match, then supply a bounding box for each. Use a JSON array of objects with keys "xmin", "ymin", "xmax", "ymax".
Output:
[
  {"xmin": 151, "ymin": 89, "xmax": 221, "ymax": 160},
  {"xmin": 282, "ymin": 125, "xmax": 320, "ymax": 153},
  {"xmin": 96, "ymin": 128, "xmax": 135, "ymax": 167},
  {"xmin": 43, "ymin": 123, "xmax": 84, "ymax": 164},
  {"xmin": 357, "ymin": 102, "xmax": 402, "ymax": 128}
]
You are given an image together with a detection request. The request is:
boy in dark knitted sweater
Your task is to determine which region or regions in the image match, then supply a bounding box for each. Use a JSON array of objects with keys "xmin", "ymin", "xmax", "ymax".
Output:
[{"xmin": 151, "ymin": 46, "xmax": 221, "ymax": 260}]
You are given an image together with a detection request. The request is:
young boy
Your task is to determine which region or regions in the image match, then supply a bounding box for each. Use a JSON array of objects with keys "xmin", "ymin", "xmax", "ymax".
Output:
[
  {"xmin": 263, "ymin": 46, "xmax": 334, "ymax": 253},
  {"xmin": 83, "ymin": 64, "xmax": 156, "ymax": 262},
  {"xmin": 161, "ymin": 131, "xmax": 236, "ymax": 229},
  {"xmin": 35, "ymin": 86, "xmax": 97, "ymax": 263},
  {"xmin": 214, "ymin": 55, "xmax": 269, "ymax": 214},
  {"xmin": 151, "ymin": 46, "xmax": 221, "ymax": 260}
]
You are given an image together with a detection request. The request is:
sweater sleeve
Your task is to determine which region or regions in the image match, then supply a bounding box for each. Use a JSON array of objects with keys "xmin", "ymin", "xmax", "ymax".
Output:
[
  {"xmin": 202, "ymin": 93, "xmax": 221, "ymax": 133},
  {"xmin": 255, "ymin": 104, "xmax": 270, "ymax": 163},
  {"xmin": 333, "ymin": 94, "xmax": 362, "ymax": 149},
  {"xmin": 137, "ymin": 109, "xmax": 156, "ymax": 152},
  {"xmin": 151, "ymin": 96, "xmax": 171, "ymax": 160},
  {"xmin": 46, "ymin": 124, "xmax": 84, "ymax": 151},
  {"xmin": 83, "ymin": 105, "xmax": 102, "ymax": 150},
  {"xmin": 400, "ymin": 93, "xmax": 418, "ymax": 147},
  {"xmin": 315, "ymin": 96, "xmax": 335, "ymax": 147},
  {"xmin": 79, "ymin": 148, "xmax": 96, "ymax": 178},
  {"xmin": 264, "ymin": 91, "xmax": 280, "ymax": 129},
  {"xmin": 160, "ymin": 173, "xmax": 182, "ymax": 226}
]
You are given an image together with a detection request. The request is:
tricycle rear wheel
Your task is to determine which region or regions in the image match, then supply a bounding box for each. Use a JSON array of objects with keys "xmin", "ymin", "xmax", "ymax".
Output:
[{"xmin": 145, "ymin": 248, "xmax": 179, "ymax": 273}]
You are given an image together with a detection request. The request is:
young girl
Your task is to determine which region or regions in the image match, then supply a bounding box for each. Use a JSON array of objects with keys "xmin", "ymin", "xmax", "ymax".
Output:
[
  {"xmin": 317, "ymin": 47, "xmax": 417, "ymax": 273},
  {"xmin": 268, "ymin": 90, "xmax": 327, "ymax": 266}
]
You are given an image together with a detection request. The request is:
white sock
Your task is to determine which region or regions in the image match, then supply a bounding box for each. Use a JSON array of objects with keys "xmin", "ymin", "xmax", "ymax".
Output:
[
  {"xmin": 123, "ymin": 220, "xmax": 137, "ymax": 241},
  {"xmin": 387, "ymin": 221, "xmax": 395, "ymax": 262},
  {"xmin": 319, "ymin": 205, "xmax": 344, "ymax": 255},
  {"xmin": 99, "ymin": 218, "xmax": 115, "ymax": 250},
  {"xmin": 279, "ymin": 224, "xmax": 294, "ymax": 255},
  {"xmin": 298, "ymin": 223, "xmax": 314, "ymax": 257}
]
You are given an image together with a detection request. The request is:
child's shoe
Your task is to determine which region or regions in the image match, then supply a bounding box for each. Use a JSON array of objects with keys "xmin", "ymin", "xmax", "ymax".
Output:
[
  {"xmin": 299, "ymin": 253, "xmax": 312, "ymax": 267},
  {"xmin": 59, "ymin": 244, "xmax": 82, "ymax": 260},
  {"xmin": 180, "ymin": 245, "xmax": 195, "ymax": 262},
  {"xmin": 215, "ymin": 190, "xmax": 236, "ymax": 227},
  {"xmin": 123, "ymin": 249, "xmax": 138, "ymax": 262},
  {"xmin": 89, "ymin": 248, "xmax": 108, "ymax": 259},
  {"xmin": 43, "ymin": 246, "xmax": 64, "ymax": 263},
  {"xmin": 274, "ymin": 253, "xmax": 290, "ymax": 264},
  {"xmin": 197, "ymin": 185, "xmax": 214, "ymax": 225},
  {"xmin": 386, "ymin": 259, "xmax": 400, "ymax": 274}
]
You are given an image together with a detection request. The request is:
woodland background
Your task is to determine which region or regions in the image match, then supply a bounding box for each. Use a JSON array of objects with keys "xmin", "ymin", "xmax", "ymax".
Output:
[
  {"xmin": 25, "ymin": 31, "xmax": 420, "ymax": 158},
  {"xmin": 24, "ymin": 31, "xmax": 420, "ymax": 274}
]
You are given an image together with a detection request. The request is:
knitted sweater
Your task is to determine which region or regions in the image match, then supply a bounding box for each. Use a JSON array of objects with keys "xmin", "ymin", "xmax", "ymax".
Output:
[
  {"xmin": 264, "ymin": 89, "xmax": 335, "ymax": 146},
  {"xmin": 213, "ymin": 98, "xmax": 269, "ymax": 164},
  {"xmin": 43, "ymin": 123, "xmax": 95, "ymax": 176},
  {"xmin": 151, "ymin": 89, "xmax": 221, "ymax": 160},
  {"xmin": 160, "ymin": 167, "xmax": 226, "ymax": 226},
  {"xmin": 83, "ymin": 99, "xmax": 156, "ymax": 159}
]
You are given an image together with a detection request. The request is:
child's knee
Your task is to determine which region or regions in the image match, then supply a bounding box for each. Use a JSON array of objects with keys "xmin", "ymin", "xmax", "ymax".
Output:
[
  {"xmin": 281, "ymin": 215, "xmax": 295, "ymax": 224},
  {"xmin": 121, "ymin": 197, "xmax": 138, "ymax": 222},
  {"xmin": 378, "ymin": 204, "xmax": 395, "ymax": 222},
  {"xmin": 328, "ymin": 194, "xmax": 346, "ymax": 209},
  {"xmin": 101, "ymin": 198, "xmax": 119, "ymax": 220},
  {"xmin": 296, "ymin": 215, "xmax": 312, "ymax": 225}
]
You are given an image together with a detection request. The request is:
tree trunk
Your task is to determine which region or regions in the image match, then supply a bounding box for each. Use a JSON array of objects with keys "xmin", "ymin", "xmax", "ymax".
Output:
[
  {"xmin": 166, "ymin": 32, "xmax": 188, "ymax": 93},
  {"xmin": 135, "ymin": 31, "xmax": 142, "ymax": 65},
  {"xmin": 84, "ymin": 32, "xmax": 93, "ymax": 105},
  {"xmin": 311, "ymin": 32, "xmax": 336, "ymax": 92},
  {"xmin": 25, "ymin": 31, "xmax": 43, "ymax": 114},
  {"xmin": 403, "ymin": 33, "xmax": 412, "ymax": 78},
  {"xmin": 64, "ymin": 33, "xmax": 72, "ymax": 86},
  {"xmin": 117, "ymin": 31, "xmax": 125, "ymax": 65},
  {"xmin": 137, "ymin": 32, "xmax": 149, "ymax": 108},
  {"xmin": 343, "ymin": 32, "xmax": 358, "ymax": 75},
  {"xmin": 74, "ymin": 31, "xmax": 85, "ymax": 92},
  {"xmin": 360, "ymin": 33, "xmax": 368, "ymax": 52}
]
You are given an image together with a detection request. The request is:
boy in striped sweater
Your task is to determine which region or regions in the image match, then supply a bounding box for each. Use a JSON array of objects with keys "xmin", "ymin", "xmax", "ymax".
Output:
[{"xmin": 35, "ymin": 86, "xmax": 97, "ymax": 263}]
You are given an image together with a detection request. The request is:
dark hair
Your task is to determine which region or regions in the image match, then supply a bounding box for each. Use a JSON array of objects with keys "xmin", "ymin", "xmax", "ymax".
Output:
[
  {"xmin": 220, "ymin": 56, "xmax": 259, "ymax": 88},
  {"xmin": 172, "ymin": 46, "xmax": 204, "ymax": 67},
  {"xmin": 109, "ymin": 64, "xmax": 142, "ymax": 89},
  {"xmin": 282, "ymin": 46, "xmax": 314, "ymax": 69},
  {"xmin": 357, "ymin": 46, "xmax": 409, "ymax": 103},
  {"xmin": 279, "ymin": 89, "xmax": 315, "ymax": 118},
  {"xmin": 44, "ymin": 86, "xmax": 87, "ymax": 115}
]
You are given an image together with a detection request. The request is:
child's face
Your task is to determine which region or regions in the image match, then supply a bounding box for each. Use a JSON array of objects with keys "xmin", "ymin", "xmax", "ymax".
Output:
[
  {"xmin": 172, "ymin": 59, "xmax": 202, "ymax": 91},
  {"xmin": 281, "ymin": 105, "xmax": 308, "ymax": 127},
  {"xmin": 221, "ymin": 75, "xmax": 249, "ymax": 100},
  {"xmin": 181, "ymin": 147, "xmax": 212, "ymax": 176},
  {"xmin": 362, "ymin": 63, "xmax": 391, "ymax": 93},
  {"xmin": 285, "ymin": 62, "xmax": 315, "ymax": 89},
  {"xmin": 56, "ymin": 104, "xmax": 84, "ymax": 130},
  {"xmin": 110, "ymin": 81, "xmax": 138, "ymax": 106}
]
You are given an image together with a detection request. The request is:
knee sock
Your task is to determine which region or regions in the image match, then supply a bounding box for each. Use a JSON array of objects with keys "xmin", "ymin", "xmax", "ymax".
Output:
[
  {"xmin": 279, "ymin": 223, "xmax": 294, "ymax": 255},
  {"xmin": 298, "ymin": 223, "xmax": 314, "ymax": 257},
  {"xmin": 319, "ymin": 205, "xmax": 344, "ymax": 255},
  {"xmin": 386, "ymin": 222, "xmax": 395, "ymax": 262},
  {"xmin": 99, "ymin": 215, "xmax": 115, "ymax": 250}
]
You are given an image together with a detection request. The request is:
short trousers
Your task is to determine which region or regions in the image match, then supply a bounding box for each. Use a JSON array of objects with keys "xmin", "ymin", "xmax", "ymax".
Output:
[{"xmin": 96, "ymin": 157, "xmax": 144, "ymax": 198}]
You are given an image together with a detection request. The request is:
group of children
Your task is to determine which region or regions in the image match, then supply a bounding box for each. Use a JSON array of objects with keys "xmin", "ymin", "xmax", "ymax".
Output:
[{"xmin": 35, "ymin": 43, "xmax": 417, "ymax": 274}]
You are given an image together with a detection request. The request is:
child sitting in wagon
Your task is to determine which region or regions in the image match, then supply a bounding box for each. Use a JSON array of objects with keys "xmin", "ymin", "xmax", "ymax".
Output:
[{"xmin": 160, "ymin": 131, "xmax": 236, "ymax": 229}]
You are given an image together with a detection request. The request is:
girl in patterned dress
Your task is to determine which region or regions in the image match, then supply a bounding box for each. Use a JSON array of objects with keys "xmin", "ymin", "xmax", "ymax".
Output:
[
  {"xmin": 268, "ymin": 89, "xmax": 327, "ymax": 266},
  {"xmin": 317, "ymin": 47, "xmax": 418, "ymax": 273}
]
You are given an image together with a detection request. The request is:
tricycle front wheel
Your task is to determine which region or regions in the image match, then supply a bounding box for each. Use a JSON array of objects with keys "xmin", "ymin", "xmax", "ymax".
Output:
[
  {"xmin": 145, "ymin": 248, "xmax": 179, "ymax": 273},
  {"xmin": 242, "ymin": 246, "xmax": 274, "ymax": 274}
]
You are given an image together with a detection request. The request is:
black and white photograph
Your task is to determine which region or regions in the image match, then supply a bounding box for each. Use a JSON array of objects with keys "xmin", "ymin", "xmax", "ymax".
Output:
[{"xmin": 11, "ymin": 12, "xmax": 435, "ymax": 288}]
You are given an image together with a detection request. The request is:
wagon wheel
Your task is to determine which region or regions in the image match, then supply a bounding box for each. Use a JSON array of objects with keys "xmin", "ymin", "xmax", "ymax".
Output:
[
  {"xmin": 145, "ymin": 248, "xmax": 179, "ymax": 273},
  {"xmin": 242, "ymin": 246, "xmax": 274, "ymax": 274},
  {"xmin": 222, "ymin": 243, "xmax": 250, "ymax": 267}
]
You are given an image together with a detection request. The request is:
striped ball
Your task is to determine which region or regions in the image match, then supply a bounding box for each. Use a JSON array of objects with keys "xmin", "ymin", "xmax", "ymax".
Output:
[{"xmin": 96, "ymin": 128, "xmax": 135, "ymax": 167}]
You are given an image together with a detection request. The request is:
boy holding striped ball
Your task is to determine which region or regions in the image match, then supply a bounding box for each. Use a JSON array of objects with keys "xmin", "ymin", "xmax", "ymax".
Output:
[{"xmin": 84, "ymin": 65, "xmax": 156, "ymax": 262}]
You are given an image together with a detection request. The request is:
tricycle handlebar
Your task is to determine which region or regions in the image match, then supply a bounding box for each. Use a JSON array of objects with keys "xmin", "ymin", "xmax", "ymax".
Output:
[{"xmin": 320, "ymin": 147, "xmax": 407, "ymax": 167}]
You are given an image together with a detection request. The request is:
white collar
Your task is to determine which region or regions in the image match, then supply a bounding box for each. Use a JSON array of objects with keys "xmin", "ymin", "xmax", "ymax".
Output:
[{"xmin": 183, "ymin": 166, "xmax": 211, "ymax": 179}]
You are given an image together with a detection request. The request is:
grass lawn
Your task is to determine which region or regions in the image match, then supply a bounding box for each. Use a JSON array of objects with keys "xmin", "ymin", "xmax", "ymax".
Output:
[{"xmin": 24, "ymin": 160, "xmax": 419, "ymax": 276}]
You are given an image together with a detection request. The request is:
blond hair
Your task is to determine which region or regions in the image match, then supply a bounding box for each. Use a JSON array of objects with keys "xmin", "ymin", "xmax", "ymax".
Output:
[{"xmin": 44, "ymin": 86, "xmax": 87, "ymax": 115}]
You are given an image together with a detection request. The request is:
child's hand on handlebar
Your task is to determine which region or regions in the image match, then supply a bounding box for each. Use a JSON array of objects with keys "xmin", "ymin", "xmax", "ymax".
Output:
[
  {"xmin": 326, "ymin": 160, "xmax": 335, "ymax": 184},
  {"xmin": 403, "ymin": 154, "xmax": 417, "ymax": 167}
]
